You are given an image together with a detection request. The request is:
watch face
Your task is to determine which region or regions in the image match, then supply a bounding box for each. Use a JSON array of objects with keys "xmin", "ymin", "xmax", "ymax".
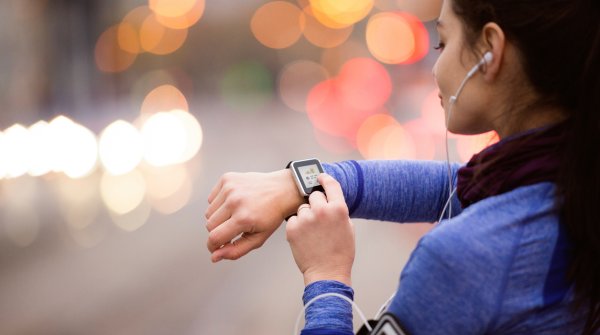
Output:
[
  {"xmin": 291, "ymin": 159, "xmax": 324, "ymax": 195},
  {"xmin": 298, "ymin": 164, "xmax": 320, "ymax": 188}
]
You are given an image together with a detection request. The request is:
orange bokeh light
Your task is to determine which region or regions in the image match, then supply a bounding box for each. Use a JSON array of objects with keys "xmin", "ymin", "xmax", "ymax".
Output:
[
  {"xmin": 95, "ymin": 25, "xmax": 137, "ymax": 73},
  {"xmin": 357, "ymin": 114, "xmax": 416, "ymax": 159},
  {"xmin": 139, "ymin": 15, "xmax": 188, "ymax": 55},
  {"xmin": 154, "ymin": 0, "xmax": 205, "ymax": 29},
  {"xmin": 148, "ymin": 0, "xmax": 197, "ymax": 18},
  {"xmin": 302, "ymin": 9, "xmax": 353, "ymax": 49},
  {"xmin": 141, "ymin": 85, "xmax": 189, "ymax": 116},
  {"xmin": 120, "ymin": 6, "xmax": 153, "ymax": 53},
  {"xmin": 456, "ymin": 131, "xmax": 499, "ymax": 162},
  {"xmin": 356, "ymin": 113, "xmax": 398, "ymax": 157},
  {"xmin": 308, "ymin": 0, "xmax": 374, "ymax": 29},
  {"xmin": 367, "ymin": 11, "xmax": 429, "ymax": 64},
  {"xmin": 251, "ymin": 1, "xmax": 305, "ymax": 49}
]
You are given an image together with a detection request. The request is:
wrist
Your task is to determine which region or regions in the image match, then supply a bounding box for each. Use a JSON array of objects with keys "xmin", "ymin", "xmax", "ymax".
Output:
[
  {"xmin": 303, "ymin": 269, "xmax": 352, "ymax": 287},
  {"xmin": 272, "ymin": 169, "xmax": 305, "ymax": 219}
]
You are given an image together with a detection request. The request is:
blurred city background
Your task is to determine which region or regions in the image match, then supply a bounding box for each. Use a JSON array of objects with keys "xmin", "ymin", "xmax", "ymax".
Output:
[{"xmin": 0, "ymin": 0, "xmax": 496, "ymax": 334}]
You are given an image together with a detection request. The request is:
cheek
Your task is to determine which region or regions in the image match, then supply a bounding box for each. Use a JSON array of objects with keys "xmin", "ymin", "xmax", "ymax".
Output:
[{"xmin": 432, "ymin": 55, "xmax": 450, "ymax": 94}]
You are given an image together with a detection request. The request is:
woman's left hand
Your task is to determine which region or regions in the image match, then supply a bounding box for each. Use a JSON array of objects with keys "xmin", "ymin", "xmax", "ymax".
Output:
[{"xmin": 286, "ymin": 173, "xmax": 355, "ymax": 287}]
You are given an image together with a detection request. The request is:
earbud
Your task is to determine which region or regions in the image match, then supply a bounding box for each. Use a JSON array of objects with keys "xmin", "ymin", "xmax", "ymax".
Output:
[{"xmin": 449, "ymin": 51, "xmax": 493, "ymax": 104}]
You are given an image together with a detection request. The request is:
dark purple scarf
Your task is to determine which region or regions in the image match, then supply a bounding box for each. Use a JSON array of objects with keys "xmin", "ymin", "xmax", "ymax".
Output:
[{"xmin": 456, "ymin": 122, "xmax": 567, "ymax": 208}]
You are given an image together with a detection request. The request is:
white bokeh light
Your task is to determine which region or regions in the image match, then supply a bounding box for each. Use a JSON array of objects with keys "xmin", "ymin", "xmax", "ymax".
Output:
[
  {"xmin": 141, "ymin": 111, "xmax": 187, "ymax": 166},
  {"xmin": 100, "ymin": 170, "xmax": 146, "ymax": 215},
  {"xmin": 27, "ymin": 121, "xmax": 53, "ymax": 177},
  {"xmin": 171, "ymin": 109, "xmax": 203, "ymax": 163},
  {"xmin": 2, "ymin": 124, "xmax": 32, "ymax": 178},
  {"xmin": 99, "ymin": 120, "xmax": 144, "ymax": 175},
  {"xmin": 62, "ymin": 123, "xmax": 98, "ymax": 178}
]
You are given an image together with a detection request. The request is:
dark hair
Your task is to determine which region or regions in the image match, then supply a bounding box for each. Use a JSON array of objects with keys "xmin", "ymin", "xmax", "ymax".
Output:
[{"xmin": 451, "ymin": 0, "xmax": 600, "ymax": 333}]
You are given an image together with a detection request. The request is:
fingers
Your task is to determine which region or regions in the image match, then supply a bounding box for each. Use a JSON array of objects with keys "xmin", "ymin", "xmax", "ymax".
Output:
[
  {"xmin": 205, "ymin": 204, "xmax": 231, "ymax": 232},
  {"xmin": 317, "ymin": 173, "xmax": 345, "ymax": 204},
  {"xmin": 205, "ymin": 185, "xmax": 227, "ymax": 220},
  {"xmin": 207, "ymin": 219, "xmax": 245, "ymax": 253},
  {"xmin": 211, "ymin": 233, "xmax": 262, "ymax": 262}
]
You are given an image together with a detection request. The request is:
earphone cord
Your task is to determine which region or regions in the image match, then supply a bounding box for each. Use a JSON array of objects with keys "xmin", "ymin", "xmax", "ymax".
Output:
[{"xmin": 294, "ymin": 293, "xmax": 373, "ymax": 334}]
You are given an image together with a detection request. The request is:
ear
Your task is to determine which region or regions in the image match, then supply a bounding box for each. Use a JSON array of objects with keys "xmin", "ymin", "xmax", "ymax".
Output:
[{"xmin": 479, "ymin": 22, "xmax": 505, "ymax": 81}]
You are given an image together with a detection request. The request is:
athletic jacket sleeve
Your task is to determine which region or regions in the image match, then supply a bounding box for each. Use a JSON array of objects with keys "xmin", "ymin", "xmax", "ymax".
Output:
[{"xmin": 323, "ymin": 160, "xmax": 462, "ymax": 223}]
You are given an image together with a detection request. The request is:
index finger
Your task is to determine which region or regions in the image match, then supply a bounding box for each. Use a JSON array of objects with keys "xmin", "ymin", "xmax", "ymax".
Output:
[{"xmin": 317, "ymin": 173, "xmax": 345, "ymax": 204}]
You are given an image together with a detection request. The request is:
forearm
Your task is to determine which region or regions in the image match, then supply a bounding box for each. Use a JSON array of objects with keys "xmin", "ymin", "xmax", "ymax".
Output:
[{"xmin": 324, "ymin": 160, "xmax": 462, "ymax": 223}]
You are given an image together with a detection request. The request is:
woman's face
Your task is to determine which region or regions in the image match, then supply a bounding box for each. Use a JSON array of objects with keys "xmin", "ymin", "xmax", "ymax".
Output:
[{"xmin": 432, "ymin": 0, "xmax": 495, "ymax": 135}]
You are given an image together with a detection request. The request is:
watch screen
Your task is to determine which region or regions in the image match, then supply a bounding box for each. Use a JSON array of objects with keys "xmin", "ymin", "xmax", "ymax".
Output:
[{"xmin": 298, "ymin": 164, "xmax": 320, "ymax": 188}]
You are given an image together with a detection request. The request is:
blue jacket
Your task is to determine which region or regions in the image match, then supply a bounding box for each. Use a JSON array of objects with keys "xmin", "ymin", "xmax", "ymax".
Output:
[{"xmin": 299, "ymin": 160, "xmax": 585, "ymax": 335}]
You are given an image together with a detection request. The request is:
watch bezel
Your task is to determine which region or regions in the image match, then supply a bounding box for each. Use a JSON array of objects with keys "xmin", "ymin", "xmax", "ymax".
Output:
[{"xmin": 288, "ymin": 158, "xmax": 325, "ymax": 197}]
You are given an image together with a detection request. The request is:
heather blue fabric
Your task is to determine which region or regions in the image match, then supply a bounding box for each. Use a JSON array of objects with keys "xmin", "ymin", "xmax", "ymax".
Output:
[
  {"xmin": 301, "ymin": 281, "xmax": 354, "ymax": 335},
  {"xmin": 298, "ymin": 160, "xmax": 585, "ymax": 335}
]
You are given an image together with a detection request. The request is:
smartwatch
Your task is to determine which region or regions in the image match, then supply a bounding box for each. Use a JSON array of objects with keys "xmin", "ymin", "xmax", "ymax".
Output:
[{"xmin": 286, "ymin": 158, "xmax": 325, "ymax": 198}]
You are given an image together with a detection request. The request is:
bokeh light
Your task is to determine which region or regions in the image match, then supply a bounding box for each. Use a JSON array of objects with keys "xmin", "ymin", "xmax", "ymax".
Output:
[
  {"xmin": 302, "ymin": 10, "xmax": 353, "ymax": 48},
  {"xmin": 110, "ymin": 197, "xmax": 151, "ymax": 232},
  {"xmin": 366, "ymin": 12, "xmax": 429, "ymax": 64},
  {"xmin": 278, "ymin": 60, "xmax": 329, "ymax": 112},
  {"xmin": 141, "ymin": 84, "xmax": 189, "ymax": 115},
  {"xmin": 95, "ymin": 25, "xmax": 137, "ymax": 73},
  {"xmin": 356, "ymin": 113, "xmax": 397, "ymax": 157},
  {"xmin": 336, "ymin": 57, "xmax": 392, "ymax": 111},
  {"xmin": 143, "ymin": 164, "xmax": 192, "ymax": 214},
  {"xmin": 99, "ymin": 120, "xmax": 144, "ymax": 175},
  {"xmin": 27, "ymin": 121, "xmax": 53, "ymax": 177},
  {"xmin": 139, "ymin": 15, "xmax": 188, "ymax": 55},
  {"xmin": 100, "ymin": 170, "xmax": 146, "ymax": 215},
  {"xmin": 172, "ymin": 110, "xmax": 203, "ymax": 162},
  {"xmin": 120, "ymin": 6, "xmax": 153, "ymax": 54},
  {"xmin": 403, "ymin": 118, "xmax": 436, "ymax": 160},
  {"xmin": 60, "ymin": 123, "xmax": 98, "ymax": 179},
  {"xmin": 154, "ymin": 0, "xmax": 205, "ymax": 29},
  {"xmin": 251, "ymin": 1, "xmax": 305, "ymax": 49},
  {"xmin": 421, "ymin": 89, "xmax": 447, "ymax": 137},
  {"xmin": 138, "ymin": 107, "xmax": 203, "ymax": 166},
  {"xmin": 0, "ymin": 131, "xmax": 6, "ymax": 179},
  {"xmin": 148, "ymin": 0, "xmax": 197, "ymax": 18},
  {"xmin": 308, "ymin": 0, "xmax": 374, "ymax": 29},
  {"xmin": 456, "ymin": 131, "xmax": 499, "ymax": 162},
  {"xmin": 306, "ymin": 56, "xmax": 392, "ymax": 142},
  {"xmin": 320, "ymin": 39, "xmax": 371, "ymax": 74},
  {"xmin": 219, "ymin": 61, "xmax": 274, "ymax": 112},
  {"xmin": 2, "ymin": 124, "xmax": 32, "ymax": 179},
  {"xmin": 359, "ymin": 115, "xmax": 416, "ymax": 159}
]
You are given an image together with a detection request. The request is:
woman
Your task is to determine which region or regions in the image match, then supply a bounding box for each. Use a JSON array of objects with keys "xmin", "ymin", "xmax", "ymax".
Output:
[{"xmin": 205, "ymin": 0, "xmax": 599, "ymax": 333}]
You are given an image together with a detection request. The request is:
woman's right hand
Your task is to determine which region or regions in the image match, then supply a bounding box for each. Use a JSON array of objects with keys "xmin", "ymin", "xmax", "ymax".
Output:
[{"xmin": 205, "ymin": 169, "xmax": 305, "ymax": 262}]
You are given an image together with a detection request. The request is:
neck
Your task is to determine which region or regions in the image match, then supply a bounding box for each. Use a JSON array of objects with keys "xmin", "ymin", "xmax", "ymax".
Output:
[{"xmin": 494, "ymin": 105, "xmax": 568, "ymax": 139}]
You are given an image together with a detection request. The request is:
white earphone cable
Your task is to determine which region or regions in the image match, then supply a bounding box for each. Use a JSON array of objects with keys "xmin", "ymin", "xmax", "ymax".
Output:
[{"xmin": 294, "ymin": 293, "xmax": 373, "ymax": 335}]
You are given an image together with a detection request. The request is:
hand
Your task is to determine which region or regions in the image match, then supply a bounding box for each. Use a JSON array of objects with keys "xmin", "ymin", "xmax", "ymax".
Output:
[
  {"xmin": 205, "ymin": 169, "xmax": 305, "ymax": 262},
  {"xmin": 286, "ymin": 173, "xmax": 355, "ymax": 286}
]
